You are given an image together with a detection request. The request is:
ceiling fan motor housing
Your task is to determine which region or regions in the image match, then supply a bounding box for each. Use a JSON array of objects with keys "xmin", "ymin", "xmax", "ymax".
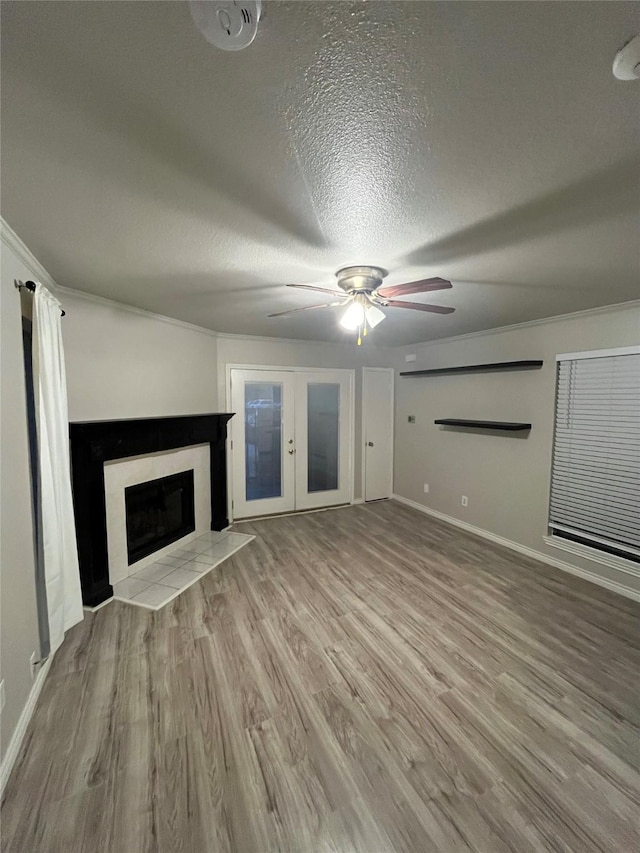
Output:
[{"xmin": 336, "ymin": 265, "xmax": 386, "ymax": 293}]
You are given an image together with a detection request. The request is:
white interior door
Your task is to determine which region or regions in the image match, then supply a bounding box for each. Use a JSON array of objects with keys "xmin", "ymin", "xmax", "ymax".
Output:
[
  {"xmin": 363, "ymin": 367, "xmax": 394, "ymax": 501},
  {"xmin": 230, "ymin": 367, "xmax": 354, "ymax": 518},
  {"xmin": 295, "ymin": 371, "xmax": 354, "ymax": 510},
  {"xmin": 230, "ymin": 369, "xmax": 296, "ymax": 519}
]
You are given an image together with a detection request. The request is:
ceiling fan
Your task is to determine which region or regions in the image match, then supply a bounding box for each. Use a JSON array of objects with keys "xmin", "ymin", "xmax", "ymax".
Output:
[{"xmin": 268, "ymin": 266, "xmax": 454, "ymax": 344}]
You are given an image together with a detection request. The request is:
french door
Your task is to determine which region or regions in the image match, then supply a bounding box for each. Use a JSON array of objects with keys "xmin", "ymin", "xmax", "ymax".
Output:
[{"xmin": 229, "ymin": 368, "xmax": 353, "ymax": 519}]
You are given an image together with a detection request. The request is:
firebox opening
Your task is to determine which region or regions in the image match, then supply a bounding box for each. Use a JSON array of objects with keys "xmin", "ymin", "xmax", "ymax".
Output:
[{"xmin": 125, "ymin": 469, "xmax": 195, "ymax": 564}]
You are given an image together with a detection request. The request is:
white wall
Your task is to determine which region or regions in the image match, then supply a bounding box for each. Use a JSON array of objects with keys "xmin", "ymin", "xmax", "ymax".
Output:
[
  {"xmin": 0, "ymin": 236, "xmax": 44, "ymax": 764},
  {"xmin": 59, "ymin": 293, "xmax": 394, "ymax": 503},
  {"xmin": 57, "ymin": 289, "xmax": 396, "ymax": 509},
  {"xmin": 60, "ymin": 289, "xmax": 219, "ymax": 421},
  {"xmin": 216, "ymin": 334, "xmax": 394, "ymax": 502},
  {"xmin": 392, "ymin": 303, "xmax": 640, "ymax": 596},
  {"xmin": 59, "ymin": 291, "xmax": 395, "ymax": 505}
]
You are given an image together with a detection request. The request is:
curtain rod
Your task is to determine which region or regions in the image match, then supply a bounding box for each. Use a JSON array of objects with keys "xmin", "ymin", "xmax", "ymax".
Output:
[{"xmin": 14, "ymin": 280, "xmax": 65, "ymax": 316}]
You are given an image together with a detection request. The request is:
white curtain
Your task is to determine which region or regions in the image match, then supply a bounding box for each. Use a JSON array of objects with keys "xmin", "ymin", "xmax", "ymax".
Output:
[{"xmin": 32, "ymin": 282, "xmax": 83, "ymax": 652}]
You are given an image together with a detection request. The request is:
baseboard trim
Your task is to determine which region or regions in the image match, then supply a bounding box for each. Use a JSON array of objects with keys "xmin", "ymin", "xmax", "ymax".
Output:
[
  {"xmin": 392, "ymin": 494, "xmax": 640, "ymax": 603},
  {"xmin": 542, "ymin": 534, "xmax": 640, "ymax": 578},
  {"xmin": 0, "ymin": 656, "xmax": 52, "ymax": 796},
  {"xmin": 233, "ymin": 503, "xmax": 352, "ymax": 524}
]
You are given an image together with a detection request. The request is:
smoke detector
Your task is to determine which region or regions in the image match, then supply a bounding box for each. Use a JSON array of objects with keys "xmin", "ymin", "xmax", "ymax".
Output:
[
  {"xmin": 190, "ymin": 1, "xmax": 262, "ymax": 51},
  {"xmin": 613, "ymin": 34, "xmax": 640, "ymax": 80}
]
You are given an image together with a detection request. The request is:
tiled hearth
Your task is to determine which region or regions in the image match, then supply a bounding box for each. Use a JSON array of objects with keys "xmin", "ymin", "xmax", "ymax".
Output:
[{"xmin": 112, "ymin": 529, "xmax": 254, "ymax": 610}]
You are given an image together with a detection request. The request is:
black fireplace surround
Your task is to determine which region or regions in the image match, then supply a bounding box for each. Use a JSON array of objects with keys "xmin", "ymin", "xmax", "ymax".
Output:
[{"xmin": 70, "ymin": 413, "xmax": 233, "ymax": 607}]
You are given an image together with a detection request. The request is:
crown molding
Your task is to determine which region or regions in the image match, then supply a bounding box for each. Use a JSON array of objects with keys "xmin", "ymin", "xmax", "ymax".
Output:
[
  {"xmin": 214, "ymin": 329, "xmax": 387, "ymax": 350},
  {"xmin": 0, "ymin": 218, "xmax": 60, "ymax": 292},
  {"xmin": 5, "ymin": 215, "xmax": 635, "ymax": 351},
  {"xmin": 58, "ymin": 288, "xmax": 639, "ymax": 351},
  {"xmin": 55, "ymin": 285, "xmax": 220, "ymax": 338},
  {"xmin": 400, "ymin": 299, "xmax": 640, "ymax": 352},
  {"xmin": 57, "ymin": 285, "xmax": 387, "ymax": 351}
]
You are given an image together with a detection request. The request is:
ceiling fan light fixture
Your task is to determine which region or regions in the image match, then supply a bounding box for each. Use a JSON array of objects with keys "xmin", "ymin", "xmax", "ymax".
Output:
[
  {"xmin": 365, "ymin": 304, "xmax": 386, "ymax": 329},
  {"xmin": 270, "ymin": 267, "xmax": 453, "ymax": 343},
  {"xmin": 339, "ymin": 300, "xmax": 365, "ymax": 330}
]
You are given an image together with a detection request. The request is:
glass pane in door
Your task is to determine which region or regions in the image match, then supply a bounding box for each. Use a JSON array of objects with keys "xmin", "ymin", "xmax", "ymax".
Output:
[
  {"xmin": 307, "ymin": 383, "xmax": 340, "ymax": 492},
  {"xmin": 244, "ymin": 383, "xmax": 282, "ymax": 501}
]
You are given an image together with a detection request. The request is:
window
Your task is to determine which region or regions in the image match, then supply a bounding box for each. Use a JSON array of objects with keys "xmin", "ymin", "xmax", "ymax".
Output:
[{"xmin": 549, "ymin": 347, "xmax": 640, "ymax": 562}]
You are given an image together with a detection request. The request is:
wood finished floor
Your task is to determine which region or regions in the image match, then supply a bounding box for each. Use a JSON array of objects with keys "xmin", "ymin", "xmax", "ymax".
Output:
[{"xmin": 2, "ymin": 501, "xmax": 640, "ymax": 852}]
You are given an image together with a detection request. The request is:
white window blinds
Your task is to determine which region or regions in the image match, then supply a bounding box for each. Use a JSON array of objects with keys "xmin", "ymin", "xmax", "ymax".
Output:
[{"xmin": 549, "ymin": 350, "xmax": 640, "ymax": 560}]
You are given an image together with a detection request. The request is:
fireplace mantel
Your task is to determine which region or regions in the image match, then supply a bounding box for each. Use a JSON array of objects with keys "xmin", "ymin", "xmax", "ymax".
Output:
[{"xmin": 70, "ymin": 413, "xmax": 234, "ymax": 607}]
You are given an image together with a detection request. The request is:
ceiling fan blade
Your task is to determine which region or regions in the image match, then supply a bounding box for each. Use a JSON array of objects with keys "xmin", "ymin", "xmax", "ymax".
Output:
[
  {"xmin": 376, "ymin": 277, "xmax": 452, "ymax": 298},
  {"xmin": 385, "ymin": 299, "xmax": 455, "ymax": 315},
  {"xmin": 268, "ymin": 301, "xmax": 344, "ymax": 318},
  {"xmin": 286, "ymin": 284, "xmax": 347, "ymax": 297}
]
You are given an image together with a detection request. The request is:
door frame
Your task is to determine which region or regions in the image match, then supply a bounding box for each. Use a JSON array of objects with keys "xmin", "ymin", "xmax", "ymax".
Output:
[
  {"xmin": 361, "ymin": 367, "xmax": 395, "ymax": 502},
  {"xmin": 225, "ymin": 363, "xmax": 355, "ymax": 522}
]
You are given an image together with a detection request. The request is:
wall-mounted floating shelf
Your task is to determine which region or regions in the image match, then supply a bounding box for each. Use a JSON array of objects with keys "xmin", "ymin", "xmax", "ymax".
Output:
[
  {"xmin": 400, "ymin": 360, "xmax": 543, "ymax": 377},
  {"xmin": 434, "ymin": 419, "xmax": 532, "ymax": 431}
]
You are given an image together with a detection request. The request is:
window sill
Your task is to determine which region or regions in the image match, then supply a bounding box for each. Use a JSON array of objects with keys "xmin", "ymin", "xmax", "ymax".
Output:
[{"xmin": 543, "ymin": 535, "xmax": 640, "ymax": 578}]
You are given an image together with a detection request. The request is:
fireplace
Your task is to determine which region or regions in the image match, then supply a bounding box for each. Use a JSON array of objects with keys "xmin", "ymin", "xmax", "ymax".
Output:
[
  {"xmin": 125, "ymin": 469, "xmax": 195, "ymax": 564},
  {"xmin": 69, "ymin": 413, "xmax": 233, "ymax": 607}
]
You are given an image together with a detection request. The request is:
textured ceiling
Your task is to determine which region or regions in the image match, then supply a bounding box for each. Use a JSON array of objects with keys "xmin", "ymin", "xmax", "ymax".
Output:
[{"xmin": 1, "ymin": 1, "xmax": 639, "ymax": 346}]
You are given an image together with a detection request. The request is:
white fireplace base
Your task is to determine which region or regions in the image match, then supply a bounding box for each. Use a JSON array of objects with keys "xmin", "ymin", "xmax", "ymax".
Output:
[{"xmin": 104, "ymin": 444, "xmax": 211, "ymax": 586}]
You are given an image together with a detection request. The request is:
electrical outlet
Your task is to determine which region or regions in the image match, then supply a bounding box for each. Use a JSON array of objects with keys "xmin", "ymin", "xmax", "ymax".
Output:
[
  {"xmin": 408, "ymin": 415, "xmax": 416, "ymax": 424},
  {"xmin": 0, "ymin": 679, "xmax": 5, "ymax": 714},
  {"xmin": 423, "ymin": 483, "xmax": 429, "ymax": 494},
  {"xmin": 30, "ymin": 651, "xmax": 38, "ymax": 680},
  {"xmin": 461, "ymin": 496, "xmax": 468, "ymax": 507}
]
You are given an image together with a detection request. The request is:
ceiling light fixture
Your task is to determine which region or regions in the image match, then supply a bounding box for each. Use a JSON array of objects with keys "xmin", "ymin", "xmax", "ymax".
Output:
[
  {"xmin": 365, "ymin": 304, "xmax": 386, "ymax": 329},
  {"xmin": 268, "ymin": 265, "xmax": 454, "ymax": 346},
  {"xmin": 339, "ymin": 300, "xmax": 365, "ymax": 331},
  {"xmin": 339, "ymin": 293, "xmax": 386, "ymax": 344}
]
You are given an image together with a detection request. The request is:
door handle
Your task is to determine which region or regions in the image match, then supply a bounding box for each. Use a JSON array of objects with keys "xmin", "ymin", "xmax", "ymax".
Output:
[
  {"xmin": 288, "ymin": 448, "xmax": 296, "ymax": 454},
  {"xmin": 367, "ymin": 441, "xmax": 374, "ymax": 447}
]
